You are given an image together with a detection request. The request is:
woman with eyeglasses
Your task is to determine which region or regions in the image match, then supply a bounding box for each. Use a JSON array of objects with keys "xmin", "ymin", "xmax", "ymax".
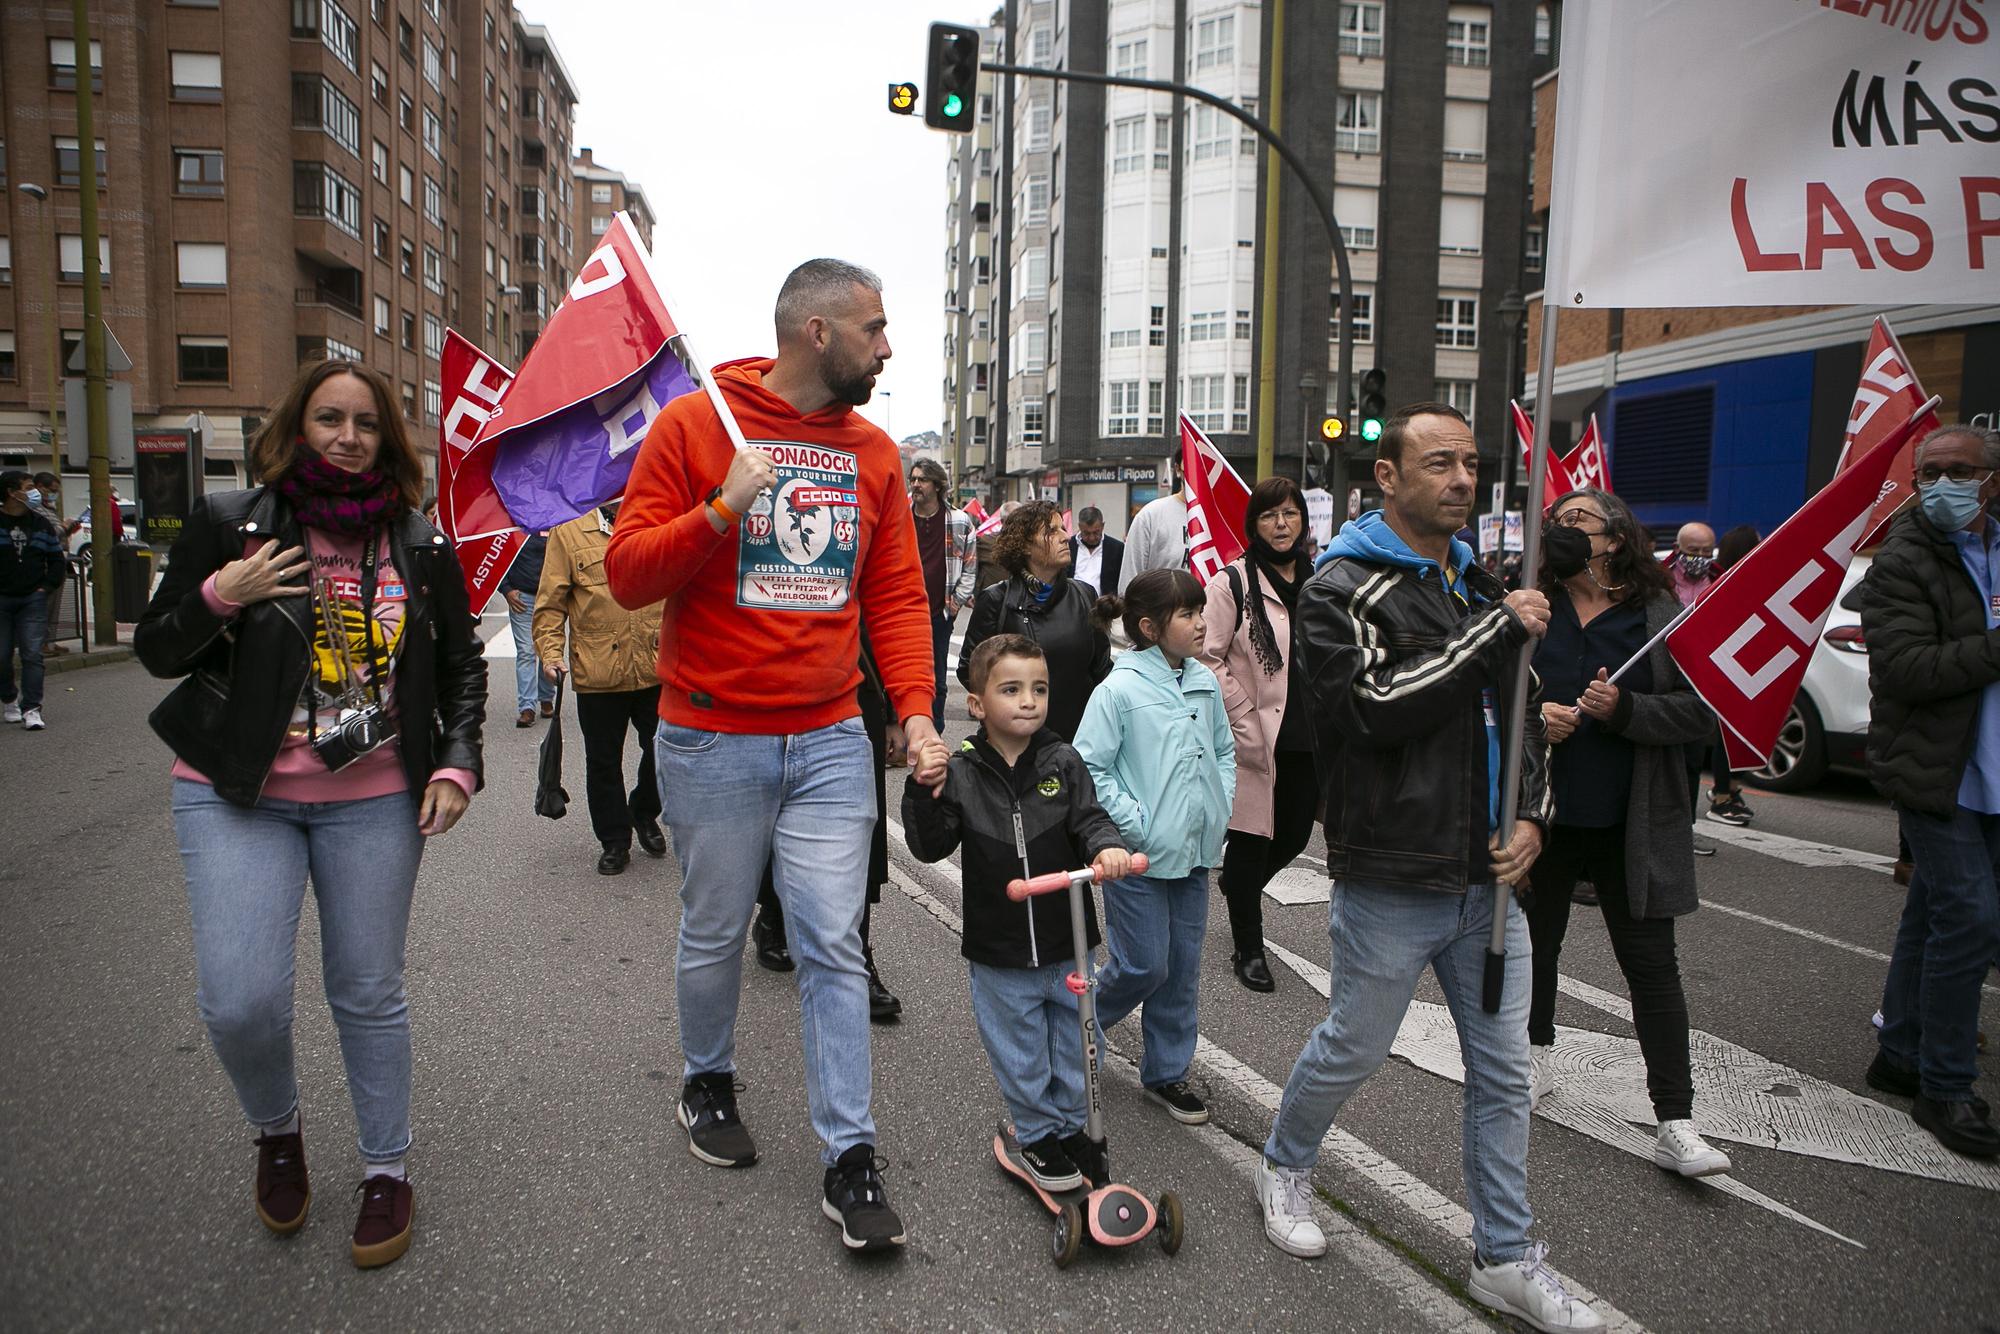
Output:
[
  {"xmin": 1197, "ymin": 477, "xmax": 1318, "ymax": 993},
  {"xmin": 1525, "ymin": 488, "xmax": 1736, "ymax": 1180}
]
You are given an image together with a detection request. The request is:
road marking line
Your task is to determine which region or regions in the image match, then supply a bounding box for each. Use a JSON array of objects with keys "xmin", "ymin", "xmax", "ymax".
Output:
[
  {"xmin": 1264, "ymin": 942, "xmax": 1871, "ymax": 1246},
  {"xmin": 883, "ymin": 819, "xmax": 1647, "ymax": 1332},
  {"xmin": 1696, "ymin": 900, "xmax": 2000, "ymax": 999},
  {"xmin": 1693, "ymin": 821, "xmax": 1896, "ymax": 872}
]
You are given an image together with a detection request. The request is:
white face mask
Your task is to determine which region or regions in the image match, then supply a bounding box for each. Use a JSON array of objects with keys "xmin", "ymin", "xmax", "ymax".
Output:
[{"xmin": 25, "ymin": 489, "xmax": 43, "ymax": 507}]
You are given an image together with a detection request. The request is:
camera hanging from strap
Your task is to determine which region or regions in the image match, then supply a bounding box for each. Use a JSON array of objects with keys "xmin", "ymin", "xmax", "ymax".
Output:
[{"xmin": 301, "ymin": 529, "xmax": 390, "ymax": 754}]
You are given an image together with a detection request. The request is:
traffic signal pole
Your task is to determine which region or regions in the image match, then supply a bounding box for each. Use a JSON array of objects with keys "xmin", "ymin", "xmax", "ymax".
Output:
[
  {"xmin": 74, "ymin": 0, "xmax": 115, "ymax": 646},
  {"xmin": 978, "ymin": 60, "xmax": 1355, "ymax": 502}
]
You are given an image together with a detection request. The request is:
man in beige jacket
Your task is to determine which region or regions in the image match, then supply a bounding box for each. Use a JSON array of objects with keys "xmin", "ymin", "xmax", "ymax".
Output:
[{"xmin": 535, "ymin": 504, "xmax": 668, "ymax": 876}]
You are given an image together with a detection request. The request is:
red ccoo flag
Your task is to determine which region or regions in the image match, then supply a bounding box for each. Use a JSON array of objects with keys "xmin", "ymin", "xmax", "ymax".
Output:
[
  {"xmin": 1562, "ymin": 414, "xmax": 1611, "ymax": 493},
  {"xmin": 1181, "ymin": 413, "xmax": 1250, "ymax": 586},
  {"xmin": 1835, "ymin": 317, "xmax": 1939, "ymax": 550},
  {"xmin": 437, "ymin": 330, "xmax": 521, "ymax": 614},
  {"xmin": 1512, "ymin": 400, "xmax": 1576, "ymax": 513},
  {"xmin": 1665, "ymin": 396, "xmax": 1941, "ymax": 766}
]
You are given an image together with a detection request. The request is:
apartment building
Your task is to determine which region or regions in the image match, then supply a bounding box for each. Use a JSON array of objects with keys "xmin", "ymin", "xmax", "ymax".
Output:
[
  {"xmin": 940, "ymin": 22, "xmax": 1001, "ymax": 497},
  {"xmin": 571, "ymin": 146, "xmax": 655, "ymax": 269},
  {"xmin": 0, "ymin": 0, "xmax": 624, "ymax": 501},
  {"xmin": 939, "ymin": 0, "xmax": 1545, "ymax": 529},
  {"xmin": 1525, "ymin": 55, "xmax": 2000, "ymax": 541}
]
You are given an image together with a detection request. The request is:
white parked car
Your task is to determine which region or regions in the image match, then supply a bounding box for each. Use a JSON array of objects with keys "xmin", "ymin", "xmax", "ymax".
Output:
[{"xmin": 1747, "ymin": 554, "xmax": 1872, "ymax": 792}]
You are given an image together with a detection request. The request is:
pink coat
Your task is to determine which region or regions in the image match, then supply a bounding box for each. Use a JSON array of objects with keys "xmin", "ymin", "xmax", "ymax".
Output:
[{"xmin": 1197, "ymin": 557, "xmax": 1299, "ymax": 838}]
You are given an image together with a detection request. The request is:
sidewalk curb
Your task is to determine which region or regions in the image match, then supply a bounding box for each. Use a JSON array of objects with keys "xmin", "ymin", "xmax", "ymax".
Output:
[{"xmin": 44, "ymin": 646, "xmax": 135, "ymax": 675}]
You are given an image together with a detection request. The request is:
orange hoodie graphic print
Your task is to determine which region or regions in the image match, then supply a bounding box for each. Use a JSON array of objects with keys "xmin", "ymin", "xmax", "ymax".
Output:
[{"xmin": 738, "ymin": 441, "xmax": 862, "ymax": 611}]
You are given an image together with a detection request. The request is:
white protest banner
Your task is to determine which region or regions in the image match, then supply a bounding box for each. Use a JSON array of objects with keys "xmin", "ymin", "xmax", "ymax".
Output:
[
  {"xmin": 1303, "ymin": 487, "xmax": 1335, "ymax": 547},
  {"xmin": 1503, "ymin": 510, "xmax": 1524, "ymax": 554},
  {"xmin": 1551, "ymin": 1, "xmax": 2000, "ymax": 307}
]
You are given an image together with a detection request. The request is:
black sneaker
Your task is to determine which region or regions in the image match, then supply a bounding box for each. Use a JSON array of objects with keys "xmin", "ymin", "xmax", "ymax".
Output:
[
  {"xmin": 1868, "ymin": 1051, "xmax": 1990, "ymax": 1116},
  {"xmin": 865, "ymin": 950, "xmax": 903, "ymax": 1023},
  {"xmin": 1017, "ymin": 1134, "xmax": 1083, "ymax": 1191},
  {"xmin": 752, "ymin": 911, "xmax": 794, "ymax": 973},
  {"xmin": 1146, "ymin": 1080, "xmax": 1210, "ymax": 1125},
  {"xmin": 677, "ymin": 1072, "xmax": 758, "ymax": 1168},
  {"xmin": 821, "ymin": 1144, "xmax": 906, "ymax": 1252},
  {"xmin": 1060, "ymin": 1130, "xmax": 1108, "ymax": 1187},
  {"xmin": 1705, "ymin": 790, "xmax": 1754, "ymax": 826}
]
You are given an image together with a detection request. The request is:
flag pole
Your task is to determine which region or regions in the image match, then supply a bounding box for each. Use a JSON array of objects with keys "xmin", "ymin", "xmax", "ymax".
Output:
[
  {"xmin": 621, "ymin": 212, "xmax": 754, "ymax": 456},
  {"xmin": 1606, "ymin": 601, "xmax": 1698, "ymax": 685}
]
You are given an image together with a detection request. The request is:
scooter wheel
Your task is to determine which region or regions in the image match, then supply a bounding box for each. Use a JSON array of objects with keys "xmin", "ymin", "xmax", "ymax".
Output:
[
  {"xmin": 1053, "ymin": 1202, "xmax": 1084, "ymax": 1268},
  {"xmin": 1155, "ymin": 1190, "xmax": 1184, "ymax": 1256}
]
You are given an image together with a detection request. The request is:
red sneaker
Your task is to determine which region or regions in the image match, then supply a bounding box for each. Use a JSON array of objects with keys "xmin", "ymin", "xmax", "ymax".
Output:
[
  {"xmin": 254, "ymin": 1129, "xmax": 310, "ymax": 1235},
  {"xmin": 351, "ymin": 1175, "xmax": 414, "ymax": 1269}
]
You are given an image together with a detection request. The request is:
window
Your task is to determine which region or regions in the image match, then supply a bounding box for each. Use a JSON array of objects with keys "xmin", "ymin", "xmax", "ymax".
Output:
[
  {"xmin": 1147, "ymin": 379, "xmax": 1165, "ymax": 434},
  {"xmin": 0, "ymin": 332, "xmax": 16, "ymax": 381},
  {"xmin": 1107, "ymin": 329, "xmax": 1141, "ymax": 349},
  {"xmin": 1194, "ymin": 14, "xmax": 1234, "ymax": 71},
  {"xmin": 1434, "ymin": 379, "xmax": 1476, "ymax": 427},
  {"xmin": 299, "ymin": 335, "xmax": 363, "ymax": 364},
  {"xmin": 969, "ymin": 416, "xmax": 988, "ymax": 446},
  {"xmin": 590, "ymin": 214, "xmax": 611, "ymax": 235},
  {"xmin": 591, "ymin": 183, "xmax": 612, "ymax": 203},
  {"xmin": 1021, "ymin": 324, "xmax": 1046, "ymax": 373},
  {"xmin": 398, "ymin": 16, "xmax": 414, "ymax": 59},
  {"xmin": 1021, "ymin": 399, "xmax": 1045, "ymax": 445},
  {"xmin": 373, "ymin": 294, "xmax": 391, "ymax": 334},
  {"xmin": 53, "ymin": 137, "xmax": 107, "ymax": 189},
  {"xmin": 1447, "ymin": 6, "xmax": 1491, "ymax": 66},
  {"xmin": 972, "ymin": 364, "xmax": 990, "ymax": 393},
  {"xmin": 293, "ymin": 75, "xmax": 361, "ymax": 158},
  {"xmin": 401, "ymin": 311, "xmax": 416, "ymax": 349},
  {"xmin": 1329, "ymin": 288, "xmax": 1374, "ymax": 344},
  {"xmin": 1240, "ymin": 97, "xmax": 1260, "ymax": 155},
  {"xmin": 1233, "ymin": 374, "xmax": 1250, "ymax": 432},
  {"xmin": 1235, "ymin": 309, "xmax": 1252, "ymax": 340},
  {"xmin": 1443, "ymin": 100, "xmax": 1487, "ymax": 162},
  {"xmin": 1186, "ymin": 310, "xmax": 1226, "ymax": 342},
  {"xmin": 1186, "ymin": 374, "xmax": 1226, "ymax": 431},
  {"xmin": 519, "ymin": 186, "xmax": 543, "ymax": 219},
  {"xmin": 423, "ymin": 379, "xmax": 441, "ymax": 423},
  {"xmin": 400, "ymin": 239, "xmax": 415, "ymax": 276},
  {"xmin": 423, "ymin": 175, "xmax": 444, "ymax": 226},
  {"xmin": 484, "ymin": 299, "xmax": 497, "ymax": 335},
  {"xmin": 1028, "ymin": 25, "xmax": 1053, "ymax": 67},
  {"xmin": 367, "ymin": 139, "xmax": 388, "ymax": 184},
  {"xmin": 293, "ymin": 162, "xmax": 362, "ymax": 237},
  {"xmin": 423, "ymin": 39, "xmax": 442, "ymax": 91},
  {"xmin": 49, "ymin": 39, "xmax": 105, "ymax": 92},
  {"xmin": 1150, "ymin": 305, "xmax": 1166, "ymax": 347},
  {"xmin": 178, "ymin": 336, "xmax": 229, "ymax": 384},
  {"xmin": 1024, "ymin": 175, "xmax": 1049, "ymax": 226},
  {"xmin": 1190, "ymin": 104, "xmax": 1230, "ymax": 162},
  {"xmin": 1535, "ymin": 3, "xmax": 1554, "ymax": 56},
  {"xmin": 0, "ymin": 239, "xmax": 10, "ymax": 284},
  {"xmin": 399, "ymin": 164, "xmax": 413, "ymax": 205},
  {"xmin": 1154, "ymin": 115, "xmax": 1172, "ymax": 169},
  {"xmin": 401, "ymin": 382, "xmax": 417, "ymax": 419},
  {"xmin": 1340, "ymin": 2, "xmax": 1385, "ymax": 57},
  {"xmin": 1021, "ymin": 248, "xmax": 1047, "ymax": 297},
  {"xmin": 1336, "ymin": 92, "xmax": 1381, "ymax": 153},
  {"xmin": 371, "ymin": 61, "xmax": 389, "ymax": 105},
  {"xmin": 423, "ymin": 108, "xmax": 442, "ymax": 161},
  {"xmin": 1439, "ymin": 195, "xmax": 1484, "ymax": 254},
  {"xmin": 1525, "ymin": 224, "xmax": 1546, "ymax": 275},
  {"xmin": 1334, "ymin": 186, "xmax": 1377, "ymax": 250},
  {"xmin": 1113, "ymin": 37, "xmax": 1147, "ymax": 78},
  {"xmin": 57, "ymin": 234, "xmax": 111, "ymax": 282},
  {"xmin": 423, "ymin": 244, "xmax": 444, "ymax": 294},
  {"xmin": 425, "ymin": 314, "xmax": 444, "ymax": 359},
  {"xmin": 1436, "ymin": 294, "xmax": 1479, "ymax": 349},
  {"xmin": 293, "ymin": 0, "xmax": 359, "ymax": 71},
  {"xmin": 1027, "ymin": 101, "xmax": 1052, "ymax": 153},
  {"xmin": 372, "ymin": 216, "xmax": 390, "ymax": 259},
  {"xmin": 1107, "ymin": 380, "xmax": 1140, "ymax": 436},
  {"xmin": 519, "ymin": 234, "xmax": 545, "ymax": 266},
  {"xmin": 176, "ymin": 242, "xmax": 228, "ymax": 288},
  {"xmin": 170, "ymin": 52, "xmax": 224, "ymax": 102}
]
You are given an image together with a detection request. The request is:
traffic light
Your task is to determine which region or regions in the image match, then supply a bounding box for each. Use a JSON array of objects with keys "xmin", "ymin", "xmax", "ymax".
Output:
[
  {"xmin": 1359, "ymin": 368, "xmax": 1388, "ymax": 442},
  {"xmin": 1321, "ymin": 416, "xmax": 1345, "ymax": 441},
  {"xmin": 887, "ymin": 81, "xmax": 918, "ymax": 115},
  {"xmin": 924, "ymin": 22, "xmax": 981, "ymax": 132}
]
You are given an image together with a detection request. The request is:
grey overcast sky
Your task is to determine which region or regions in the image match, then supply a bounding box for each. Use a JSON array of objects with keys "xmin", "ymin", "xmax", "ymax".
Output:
[{"xmin": 514, "ymin": 0, "xmax": 1000, "ymax": 444}]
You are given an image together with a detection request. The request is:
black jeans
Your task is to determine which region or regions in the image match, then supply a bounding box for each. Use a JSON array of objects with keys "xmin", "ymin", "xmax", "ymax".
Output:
[
  {"xmin": 1216, "ymin": 747, "xmax": 1320, "ymax": 960},
  {"xmin": 1526, "ymin": 822, "xmax": 1695, "ymax": 1121},
  {"xmin": 930, "ymin": 606, "xmax": 952, "ymax": 728},
  {"xmin": 572, "ymin": 686, "xmax": 662, "ymax": 849}
]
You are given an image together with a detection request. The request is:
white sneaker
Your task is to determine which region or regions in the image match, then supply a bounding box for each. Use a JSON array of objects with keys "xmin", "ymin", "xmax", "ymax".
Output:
[
  {"xmin": 1, "ymin": 701, "xmax": 20, "ymax": 723},
  {"xmin": 21, "ymin": 707, "xmax": 44, "ymax": 731},
  {"xmin": 1468, "ymin": 1243, "xmax": 1605, "ymax": 1332},
  {"xmin": 1530, "ymin": 1043, "xmax": 1554, "ymax": 1109},
  {"xmin": 1255, "ymin": 1158, "xmax": 1327, "ymax": 1258},
  {"xmin": 1653, "ymin": 1119, "xmax": 1731, "ymax": 1177}
]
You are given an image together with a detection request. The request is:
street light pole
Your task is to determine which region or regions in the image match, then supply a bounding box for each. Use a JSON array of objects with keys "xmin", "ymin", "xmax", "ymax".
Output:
[
  {"xmin": 72, "ymin": 0, "xmax": 115, "ymax": 646},
  {"xmin": 17, "ymin": 184, "xmax": 61, "ymax": 485},
  {"xmin": 1497, "ymin": 288, "xmax": 1527, "ymax": 516},
  {"xmin": 1297, "ymin": 370, "xmax": 1318, "ymax": 485}
]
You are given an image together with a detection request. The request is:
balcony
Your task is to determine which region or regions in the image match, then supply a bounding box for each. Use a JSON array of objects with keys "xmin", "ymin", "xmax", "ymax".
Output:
[{"xmin": 295, "ymin": 281, "xmax": 362, "ymax": 320}]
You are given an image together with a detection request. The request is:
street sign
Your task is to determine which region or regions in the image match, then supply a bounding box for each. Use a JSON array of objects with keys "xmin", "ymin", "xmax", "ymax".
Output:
[
  {"xmin": 66, "ymin": 325, "xmax": 134, "ymax": 375},
  {"xmin": 62, "ymin": 377, "xmax": 134, "ymax": 469}
]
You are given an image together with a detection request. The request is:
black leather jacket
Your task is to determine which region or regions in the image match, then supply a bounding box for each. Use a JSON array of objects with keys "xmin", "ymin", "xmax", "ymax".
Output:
[
  {"xmin": 136, "ymin": 487, "xmax": 487, "ymax": 807},
  {"xmin": 957, "ymin": 573, "xmax": 1112, "ymax": 741},
  {"xmin": 1297, "ymin": 553, "xmax": 1551, "ymax": 893}
]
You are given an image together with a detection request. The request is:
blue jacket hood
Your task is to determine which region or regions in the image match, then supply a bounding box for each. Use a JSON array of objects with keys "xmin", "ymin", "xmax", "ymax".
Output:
[{"xmin": 1321, "ymin": 510, "xmax": 1477, "ymax": 585}]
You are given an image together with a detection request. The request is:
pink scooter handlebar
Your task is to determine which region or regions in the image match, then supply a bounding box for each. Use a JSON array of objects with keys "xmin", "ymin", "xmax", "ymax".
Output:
[{"xmin": 1006, "ymin": 853, "xmax": 1148, "ymax": 901}]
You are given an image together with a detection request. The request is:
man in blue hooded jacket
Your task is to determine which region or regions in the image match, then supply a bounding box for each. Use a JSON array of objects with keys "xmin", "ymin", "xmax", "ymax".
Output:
[{"xmin": 1252, "ymin": 404, "xmax": 1601, "ymax": 1334}]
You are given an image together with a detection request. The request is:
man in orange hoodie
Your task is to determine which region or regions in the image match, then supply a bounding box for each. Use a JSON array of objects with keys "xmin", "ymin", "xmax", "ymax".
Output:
[{"xmin": 605, "ymin": 259, "xmax": 942, "ymax": 1255}]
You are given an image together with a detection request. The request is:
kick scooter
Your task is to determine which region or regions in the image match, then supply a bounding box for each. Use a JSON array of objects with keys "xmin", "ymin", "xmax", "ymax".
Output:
[{"xmin": 991, "ymin": 852, "xmax": 1186, "ymax": 1268}]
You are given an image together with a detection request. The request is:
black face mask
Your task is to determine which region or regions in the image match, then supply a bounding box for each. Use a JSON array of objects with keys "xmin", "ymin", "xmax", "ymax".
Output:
[{"xmin": 1543, "ymin": 523, "xmax": 1595, "ymax": 579}]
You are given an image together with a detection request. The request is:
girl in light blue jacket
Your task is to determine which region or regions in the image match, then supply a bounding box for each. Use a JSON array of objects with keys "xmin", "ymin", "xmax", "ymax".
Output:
[{"xmin": 1074, "ymin": 569, "xmax": 1236, "ymax": 1124}]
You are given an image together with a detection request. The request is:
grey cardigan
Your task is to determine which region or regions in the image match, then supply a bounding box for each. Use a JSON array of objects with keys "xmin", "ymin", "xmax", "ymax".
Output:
[{"xmin": 1551, "ymin": 591, "xmax": 1716, "ymax": 920}]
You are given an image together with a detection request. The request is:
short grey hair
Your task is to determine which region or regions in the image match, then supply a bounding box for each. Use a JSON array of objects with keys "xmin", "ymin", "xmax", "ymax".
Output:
[
  {"xmin": 1914, "ymin": 422, "xmax": 2000, "ymax": 471},
  {"xmin": 774, "ymin": 258, "xmax": 882, "ymax": 340},
  {"xmin": 1077, "ymin": 506, "xmax": 1104, "ymax": 525}
]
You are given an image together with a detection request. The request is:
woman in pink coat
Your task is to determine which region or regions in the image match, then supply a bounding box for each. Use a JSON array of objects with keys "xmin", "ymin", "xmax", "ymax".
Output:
[{"xmin": 1197, "ymin": 477, "xmax": 1318, "ymax": 992}]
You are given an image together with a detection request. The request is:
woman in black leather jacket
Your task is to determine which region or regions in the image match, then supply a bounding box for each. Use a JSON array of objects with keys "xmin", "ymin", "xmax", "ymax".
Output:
[
  {"xmin": 135, "ymin": 359, "xmax": 486, "ymax": 1271},
  {"xmin": 956, "ymin": 500, "xmax": 1112, "ymax": 740}
]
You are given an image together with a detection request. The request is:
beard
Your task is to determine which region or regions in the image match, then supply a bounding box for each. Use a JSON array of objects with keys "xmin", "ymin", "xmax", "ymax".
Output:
[{"xmin": 821, "ymin": 349, "xmax": 877, "ymax": 406}]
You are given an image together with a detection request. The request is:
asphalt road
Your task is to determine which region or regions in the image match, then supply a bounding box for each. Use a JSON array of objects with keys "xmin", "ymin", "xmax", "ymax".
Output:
[{"xmin": 2, "ymin": 619, "xmax": 1995, "ymax": 1333}]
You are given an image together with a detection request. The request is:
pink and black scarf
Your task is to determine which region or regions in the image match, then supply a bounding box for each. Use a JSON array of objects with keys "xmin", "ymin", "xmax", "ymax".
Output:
[{"xmin": 274, "ymin": 453, "xmax": 402, "ymax": 537}]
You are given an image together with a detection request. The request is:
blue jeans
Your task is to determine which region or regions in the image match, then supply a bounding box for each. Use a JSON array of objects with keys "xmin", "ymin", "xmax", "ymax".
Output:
[
  {"xmin": 170, "ymin": 779, "xmax": 426, "ymax": 1163},
  {"xmin": 655, "ymin": 717, "xmax": 876, "ymax": 1164},
  {"xmin": 507, "ymin": 601, "xmax": 554, "ymax": 713},
  {"xmin": 0, "ymin": 590, "xmax": 48, "ymax": 711},
  {"xmin": 968, "ymin": 960, "xmax": 1087, "ymax": 1145},
  {"xmin": 1265, "ymin": 880, "xmax": 1534, "ymax": 1267},
  {"xmin": 1094, "ymin": 871, "xmax": 1208, "ymax": 1087},
  {"xmin": 1881, "ymin": 805, "xmax": 2000, "ymax": 1101}
]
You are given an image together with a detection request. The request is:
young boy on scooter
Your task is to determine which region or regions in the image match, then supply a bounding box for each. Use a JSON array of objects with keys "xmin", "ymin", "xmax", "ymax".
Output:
[{"xmin": 902, "ymin": 635, "xmax": 1131, "ymax": 1191}]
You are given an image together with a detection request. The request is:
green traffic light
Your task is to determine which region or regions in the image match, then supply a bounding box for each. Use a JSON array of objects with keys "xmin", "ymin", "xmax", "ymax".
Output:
[
  {"xmin": 942, "ymin": 93, "xmax": 964, "ymax": 119},
  {"xmin": 1360, "ymin": 418, "xmax": 1384, "ymax": 442}
]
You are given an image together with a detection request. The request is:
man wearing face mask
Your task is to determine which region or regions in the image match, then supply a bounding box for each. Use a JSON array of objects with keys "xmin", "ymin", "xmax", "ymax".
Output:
[
  {"xmin": 1665, "ymin": 523, "xmax": 1716, "ymax": 608},
  {"xmin": 1859, "ymin": 423, "xmax": 2000, "ymax": 1159},
  {"xmin": 0, "ymin": 470, "xmax": 64, "ymax": 729},
  {"xmin": 1662, "ymin": 521, "xmax": 1753, "ymax": 835}
]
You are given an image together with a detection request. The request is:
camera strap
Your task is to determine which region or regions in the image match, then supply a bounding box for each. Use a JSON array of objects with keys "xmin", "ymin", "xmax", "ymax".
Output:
[{"xmin": 300, "ymin": 528, "xmax": 388, "ymax": 753}]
